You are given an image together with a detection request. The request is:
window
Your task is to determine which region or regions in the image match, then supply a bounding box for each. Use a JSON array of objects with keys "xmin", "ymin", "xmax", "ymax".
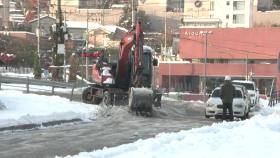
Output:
[
  {"xmin": 226, "ymin": 14, "xmax": 229, "ymax": 19},
  {"xmin": 235, "ymin": 90, "xmax": 242, "ymax": 98},
  {"xmin": 210, "ymin": 1, "xmax": 215, "ymax": 11},
  {"xmin": 233, "ymin": 1, "xmax": 245, "ymax": 10},
  {"xmin": 233, "ymin": 14, "xmax": 245, "ymax": 24},
  {"xmin": 211, "ymin": 89, "xmax": 220, "ymax": 97}
]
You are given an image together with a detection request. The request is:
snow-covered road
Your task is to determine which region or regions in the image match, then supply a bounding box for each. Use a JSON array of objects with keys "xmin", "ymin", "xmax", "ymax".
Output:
[
  {"xmin": 0, "ymin": 91, "xmax": 217, "ymax": 158},
  {"xmin": 1, "ymin": 73, "xmax": 279, "ymax": 158}
]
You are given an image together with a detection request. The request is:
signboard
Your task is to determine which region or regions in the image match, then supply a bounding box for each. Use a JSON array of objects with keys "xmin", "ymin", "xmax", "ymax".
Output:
[{"xmin": 57, "ymin": 44, "xmax": 65, "ymax": 54}]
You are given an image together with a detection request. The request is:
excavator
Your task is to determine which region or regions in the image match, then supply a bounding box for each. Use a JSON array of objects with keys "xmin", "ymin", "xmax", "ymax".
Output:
[{"xmin": 82, "ymin": 21, "xmax": 161, "ymax": 116}]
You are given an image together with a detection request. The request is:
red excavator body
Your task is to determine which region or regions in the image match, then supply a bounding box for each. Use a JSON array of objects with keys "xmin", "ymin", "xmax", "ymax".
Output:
[{"xmin": 82, "ymin": 21, "xmax": 160, "ymax": 116}]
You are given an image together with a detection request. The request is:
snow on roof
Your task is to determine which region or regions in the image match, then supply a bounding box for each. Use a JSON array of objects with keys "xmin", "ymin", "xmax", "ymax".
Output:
[
  {"xmin": 232, "ymin": 80, "xmax": 255, "ymax": 84},
  {"xmin": 103, "ymin": 25, "xmax": 128, "ymax": 33},
  {"xmin": 66, "ymin": 21, "xmax": 101, "ymax": 30},
  {"xmin": 29, "ymin": 15, "xmax": 56, "ymax": 23}
]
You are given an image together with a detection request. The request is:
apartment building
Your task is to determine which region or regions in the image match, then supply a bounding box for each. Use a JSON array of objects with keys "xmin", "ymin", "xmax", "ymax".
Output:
[
  {"xmin": 182, "ymin": 0, "xmax": 253, "ymax": 28},
  {"xmin": 253, "ymin": 0, "xmax": 280, "ymax": 27},
  {"xmin": 137, "ymin": 0, "xmax": 184, "ymax": 32},
  {"xmin": 256, "ymin": 0, "xmax": 273, "ymax": 11}
]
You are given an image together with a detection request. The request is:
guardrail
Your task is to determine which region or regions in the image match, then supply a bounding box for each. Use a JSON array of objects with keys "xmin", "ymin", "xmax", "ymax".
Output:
[
  {"xmin": 268, "ymin": 90, "xmax": 280, "ymax": 107},
  {"xmin": 0, "ymin": 75, "xmax": 78, "ymax": 101}
]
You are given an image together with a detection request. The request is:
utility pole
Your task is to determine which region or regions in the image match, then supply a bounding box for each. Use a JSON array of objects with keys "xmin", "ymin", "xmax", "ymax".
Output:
[
  {"xmin": 204, "ymin": 33, "xmax": 208, "ymax": 103},
  {"xmin": 33, "ymin": 0, "xmax": 41, "ymax": 79},
  {"xmin": 166, "ymin": 8, "xmax": 170, "ymax": 93},
  {"xmin": 86, "ymin": 8, "xmax": 89, "ymax": 80},
  {"xmin": 165, "ymin": 11, "xmax": 167, "ymax": 57},
  {"xmin": 52, "ymin": 0, "xmax": 65, "ymax": 80},
  {"xmin": 37, "ymin": 0, "xmax": 40, "ymax": 61},
  {"xmin": 3, "ymin": 0, "xmax": 9, "ymax": 30},
  {"xmin": 131, "ymin": 0, "xmax": 135, "ymax": 27},
  {"xmin": 203, "ymin": 31, "xmax": 212, "ymax": 103},
  {"xmin": 246, "ymin": 53, "xmax": 248, "ymax": 80},
  {"xmin": 57, "ymin": 0, "xmax": 63, "ymax": 43}
]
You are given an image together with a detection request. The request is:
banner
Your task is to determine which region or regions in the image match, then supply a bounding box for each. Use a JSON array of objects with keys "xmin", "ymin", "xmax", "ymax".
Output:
[{"xmin": 57, "ymin": 44, "xmax": 65, "ymax": 54}]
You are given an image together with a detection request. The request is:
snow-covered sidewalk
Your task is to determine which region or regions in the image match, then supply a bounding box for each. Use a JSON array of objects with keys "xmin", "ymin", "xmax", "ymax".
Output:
[{"xmin": 0, "ymin": 90, "xmax": 98, "ymax": 130}]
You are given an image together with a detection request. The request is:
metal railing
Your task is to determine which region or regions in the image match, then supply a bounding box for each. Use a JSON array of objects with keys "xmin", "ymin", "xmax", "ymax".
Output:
[
  {"xmin": 0, "ymin": 75, "xmax": 78, "ymax": 101},
  {"xmin": 0, "ymin": 67, "xmax": 33, "ymax": 74}
]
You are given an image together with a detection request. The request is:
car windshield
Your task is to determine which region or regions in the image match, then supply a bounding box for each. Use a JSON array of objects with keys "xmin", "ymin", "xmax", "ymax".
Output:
[
  {"xmin": 235, "ymin": 90, "xmax": 242, "ymax": 98},
  {"xmin": 232, "ymin": 82, "xmax": 254, "ymax": 90},
  {"xmin": 211, "ymin": 89, "xmax": 242, "ymax": 98}
]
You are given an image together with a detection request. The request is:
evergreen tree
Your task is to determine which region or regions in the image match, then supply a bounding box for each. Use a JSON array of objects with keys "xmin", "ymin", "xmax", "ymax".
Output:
[
  {"xmin": 118, "ymin": 6, "xmax": 132, "ymax": 30},
  {"xmin": 118, "ymin": 7, "xmax": 151, "ymax": 31}
]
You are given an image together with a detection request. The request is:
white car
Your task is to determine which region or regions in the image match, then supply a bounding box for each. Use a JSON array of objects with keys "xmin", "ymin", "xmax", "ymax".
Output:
[
  {"xmin": 232, "ymin": 80, "xmax": 259, "ymax": 107},
  {"xmin": 205, "ymin": 86, "xmax": 250, "ymax": 120}
]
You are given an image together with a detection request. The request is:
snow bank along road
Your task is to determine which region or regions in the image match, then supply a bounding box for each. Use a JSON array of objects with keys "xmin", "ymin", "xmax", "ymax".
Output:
[{"xmin": 0, "ymin": 100, "xmax": 218, "ymax": 158}]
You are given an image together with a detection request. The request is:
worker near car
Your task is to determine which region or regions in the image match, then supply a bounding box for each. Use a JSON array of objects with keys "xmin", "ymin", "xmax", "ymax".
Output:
[
  {"xmin": 153, "ymin": 85, "xmax": 162, "ymax": 107},
  {"xmin": 220, "ymin": 75, "xmax": 235, "ymax": 121}
]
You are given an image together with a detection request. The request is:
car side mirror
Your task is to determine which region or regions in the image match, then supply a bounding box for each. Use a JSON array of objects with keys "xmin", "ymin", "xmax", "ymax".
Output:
[{"xmin": 153, "ymin": 58, "xmax": 158, "ymax": 66}]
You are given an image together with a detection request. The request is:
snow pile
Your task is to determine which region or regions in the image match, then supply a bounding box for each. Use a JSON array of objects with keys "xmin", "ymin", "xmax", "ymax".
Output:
[
  {"xmin": 60, "ymin": 101, "xmax": 280, "ymax": 158},
  {"xmin": 0, "ymin": 90, "xmax": 99, "ymax": 128}
]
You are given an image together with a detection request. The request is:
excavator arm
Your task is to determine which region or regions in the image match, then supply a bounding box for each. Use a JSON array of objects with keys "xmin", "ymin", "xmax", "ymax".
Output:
[{"xmin": 115, "ymin": 21, "xmax": 156, "ymax": 116}]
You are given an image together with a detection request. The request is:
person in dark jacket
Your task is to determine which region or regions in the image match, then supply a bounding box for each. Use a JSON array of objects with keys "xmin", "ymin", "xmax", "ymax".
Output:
[{"xmin": 220, "ymin": 75, "xmax": 235, "ymax": 121}]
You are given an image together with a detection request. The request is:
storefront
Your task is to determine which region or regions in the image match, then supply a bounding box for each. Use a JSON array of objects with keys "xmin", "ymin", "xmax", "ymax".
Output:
[{"xmin": 158, "ymin": 28, "xmax": 280, "ymax": 94}]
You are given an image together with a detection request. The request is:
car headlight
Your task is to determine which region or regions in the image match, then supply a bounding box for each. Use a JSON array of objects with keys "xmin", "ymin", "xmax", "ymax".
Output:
[
  {"xmin": 234, "ymin": 104, "xmax": 244, "ymax": 108},
  {"xmin": 207, "ymin": 103, "xmax": 215, "ymax": 107}
]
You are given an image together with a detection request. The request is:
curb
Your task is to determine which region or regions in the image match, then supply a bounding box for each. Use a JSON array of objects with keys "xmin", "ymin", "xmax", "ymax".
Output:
[{"xmin": 0, "ymin": 118, "xmax": 82, "ymax": 132}]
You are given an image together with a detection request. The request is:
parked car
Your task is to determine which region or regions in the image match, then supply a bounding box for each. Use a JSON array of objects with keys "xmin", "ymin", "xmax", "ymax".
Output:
[
  {"xmin": 233, "ymin": 84, "xmax": 252, "ymax": 111},
  {"xmin": 232, "ymin": 80, "xmax": 259, "ymax": 107},
  {"xmin": 205, "ymin": 86, "xmax": 250, "ymax": 120}
]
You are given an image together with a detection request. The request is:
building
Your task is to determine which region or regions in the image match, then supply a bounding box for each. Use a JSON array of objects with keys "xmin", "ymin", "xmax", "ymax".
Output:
[
  {"xmin": 137, "ymin": 0, "xmax": 183, "ymax": 32},
  {"xmin": 182, "ymin": 0, "xmax": 253, "ymax": 28},
  {"xmin": 158, "ymin": 27, "xmax": 280, "ymax": 94},
  {"xmin": 256, "ymin": 0, "xmax": 273, "ymax": 11},
  {"xmin": 49, "ymin": 0, "xmax": 124, "ymax": 25},
  {"xmin": 0, "ymin": 0, "xmax": 10, "ymax": 30},
  {"xmin": 29, "ymin": 15, "xmax": 56, "ymax": 37},
  {"xmin": 253, "ymin": 0, "xmax": 280, "ymax": 27}
]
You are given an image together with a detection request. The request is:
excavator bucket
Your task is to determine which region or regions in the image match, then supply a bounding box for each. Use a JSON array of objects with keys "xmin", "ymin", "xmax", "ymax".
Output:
[{"xmin": 128, "ymin": 87, "xmax": 154, "ymax": 116}]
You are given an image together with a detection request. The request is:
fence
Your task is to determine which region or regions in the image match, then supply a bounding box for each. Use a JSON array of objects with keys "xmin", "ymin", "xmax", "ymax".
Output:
[
  {"xmin": 268, "ymin": 90, "xmax": 280, "ymax": 107},
  {"xmin": 0, "ymin": 75, "xmax": 78, "ymax": 101}
]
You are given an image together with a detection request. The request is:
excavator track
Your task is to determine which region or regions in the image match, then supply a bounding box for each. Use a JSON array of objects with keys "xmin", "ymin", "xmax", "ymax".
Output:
[{"xmin": 128, "ymin": 87, "xmax": 154, "ymax": 117}]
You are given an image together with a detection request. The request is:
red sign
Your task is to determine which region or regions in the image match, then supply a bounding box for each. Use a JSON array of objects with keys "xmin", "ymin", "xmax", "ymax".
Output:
[{"xmin": 80, "ymin": 51, "xmax": 103, "ymax": 58}]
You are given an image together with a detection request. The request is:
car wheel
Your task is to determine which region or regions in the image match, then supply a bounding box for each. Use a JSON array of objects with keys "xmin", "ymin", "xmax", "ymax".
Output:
[
  {"xmin": 205, "ymin": 111, "xmax": 210, "ymax": 118},
  {"xmin": 241, "ymin": 110, "xmax": 247, "ymax": 120}
]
